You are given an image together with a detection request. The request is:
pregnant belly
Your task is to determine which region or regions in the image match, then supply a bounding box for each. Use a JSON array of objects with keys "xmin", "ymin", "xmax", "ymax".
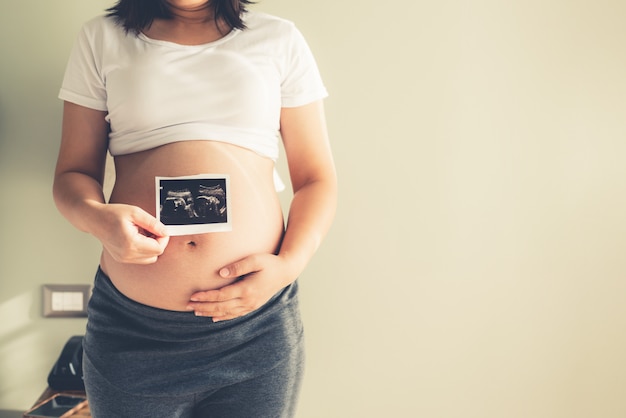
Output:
[{"xmin": 100, "ymin": 141, "xmax": 285, "ymax": 311}]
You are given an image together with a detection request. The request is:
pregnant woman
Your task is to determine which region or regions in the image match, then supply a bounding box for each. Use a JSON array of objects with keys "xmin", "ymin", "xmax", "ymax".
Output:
[{"xmin": 52, "ymin": 0, "xmax": 336, "ymax": 416}]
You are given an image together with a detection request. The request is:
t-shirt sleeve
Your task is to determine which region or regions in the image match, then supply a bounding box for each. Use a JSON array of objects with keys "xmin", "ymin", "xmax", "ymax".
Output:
[
  {"xmin": 280, "ymin": 23, "xmax": 328, "ymax": 108},
  {"xmin": 58, "ymin": 22, "xmax": 108, "ymax": 111}
]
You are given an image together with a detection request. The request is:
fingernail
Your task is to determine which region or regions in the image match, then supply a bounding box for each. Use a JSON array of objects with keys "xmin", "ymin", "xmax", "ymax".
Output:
[{"xmin": 219, "ymin": 268, "xmax": 229, "ymax": 277}]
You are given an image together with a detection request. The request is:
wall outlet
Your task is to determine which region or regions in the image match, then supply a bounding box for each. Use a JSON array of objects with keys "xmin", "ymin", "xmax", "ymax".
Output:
[{"xmin": 42, "ymin": 284, "xmax": 91, "ymax": 318}]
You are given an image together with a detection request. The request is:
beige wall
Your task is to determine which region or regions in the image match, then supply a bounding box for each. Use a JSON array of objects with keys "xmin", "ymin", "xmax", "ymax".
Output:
[{"xmin": 2, "ymin": 0, "xmax": 626, "ymax": 416}]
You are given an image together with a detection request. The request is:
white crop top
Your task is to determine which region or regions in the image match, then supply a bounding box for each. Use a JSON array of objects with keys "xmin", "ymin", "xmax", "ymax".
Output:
[{"xmin": 59, "ymin": 11, "xmax": 328, "ymax": 190}]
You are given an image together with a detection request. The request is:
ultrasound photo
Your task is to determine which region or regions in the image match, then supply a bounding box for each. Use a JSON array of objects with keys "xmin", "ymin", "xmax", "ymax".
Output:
[{"xmin": 156, "ymin": 175, "xmax": 231, "ymax": 235}]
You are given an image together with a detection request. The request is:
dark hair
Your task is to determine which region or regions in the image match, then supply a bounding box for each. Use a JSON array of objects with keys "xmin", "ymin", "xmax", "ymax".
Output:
[{"xmin": 106, "ymin": 0, "xmax": 254, "ymax": 33}]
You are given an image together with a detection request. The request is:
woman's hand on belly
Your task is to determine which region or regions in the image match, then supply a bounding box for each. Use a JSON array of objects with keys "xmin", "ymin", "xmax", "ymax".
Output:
[
  {"xmin": 186, "ymin": 252, "xmax": 298, "ymax": 321},
  {"xmin": 94, "ymin": 202, "xmax": 170, "ymax": 264}
]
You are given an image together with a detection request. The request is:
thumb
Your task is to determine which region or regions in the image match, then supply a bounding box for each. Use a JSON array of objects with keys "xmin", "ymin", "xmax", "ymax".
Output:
[{"xmin": 132, "ymin": 209, "xmax": 168, "ymax": 238}]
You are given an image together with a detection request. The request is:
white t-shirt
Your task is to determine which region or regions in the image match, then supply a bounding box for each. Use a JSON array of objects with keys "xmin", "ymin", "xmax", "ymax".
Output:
[{"xmin": 59, "ymin": 11, "xmax": 328, "ymax": 187}]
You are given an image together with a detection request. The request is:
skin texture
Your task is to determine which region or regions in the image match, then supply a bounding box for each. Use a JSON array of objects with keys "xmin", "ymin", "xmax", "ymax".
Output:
[{"xmin": 53, "ymin": 2, "xmax": 336, "ymax": 321}]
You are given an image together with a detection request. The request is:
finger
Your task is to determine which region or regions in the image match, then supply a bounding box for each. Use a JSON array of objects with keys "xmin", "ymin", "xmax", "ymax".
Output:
[
  {"xmin": 111, "ymin": 244, "xmax": 161, "ymax": 264},
  {"xmin": 212, "ymin": 308, "xmax": 248, "ymax": 322},
  {"xmin": 110, "ymin": 229, "xmax": 168, "ymax": 264},
  {"xmin": 131, "ymin": 255, "xmax": 160, "ymax": 265},
  {"xmin": 132, "ymin": 209, "xmax": 168, "ymax": 238},
  {"xmin": 211, "ymin": 305, "xmax": 249, "ymax": 321},
  {"xmin": 219, "ymin": 255, "xmax": 261, "ymax": 279},
  {"xmin": 187, "ymin": 301, "xmax": 245, "ymax": 317},
  {"xmin": 106, "ymin": 245, "xmax": 161, "ymax": 265},
  {"xmin": 132, "ymin": 232, "xmax": 169, "ymax": 256},
  {"xmin": 189, "ymin": 281, "xmax": 243, "ymax": 302},
  {"xmin": 155, "ymin": 234, "xmax": 170, "ymax": 248},
  {"xmin": 145, "ymin": 233, "xmax": 169, "ymax": 252}
]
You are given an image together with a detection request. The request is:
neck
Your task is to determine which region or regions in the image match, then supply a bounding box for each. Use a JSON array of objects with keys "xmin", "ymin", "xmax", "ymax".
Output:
[
  {"xmin": 144, "ymin": 3, "xmax": 232, "ymax": 45},
  {"xmin": 167, "ymin": 2, "xmax": 215, "ymax": 25}
]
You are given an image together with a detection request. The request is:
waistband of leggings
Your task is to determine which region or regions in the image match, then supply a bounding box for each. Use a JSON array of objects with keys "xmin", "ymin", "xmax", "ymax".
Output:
[{"xmin": 92, "ymin": 266, "xmax": 293, "ymax": 326}]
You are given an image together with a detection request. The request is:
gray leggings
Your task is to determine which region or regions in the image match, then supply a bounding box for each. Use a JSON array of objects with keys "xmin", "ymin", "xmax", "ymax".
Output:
[{"xmin": 83, "ymin": 268, "xmax": 305, "ymax": 418}]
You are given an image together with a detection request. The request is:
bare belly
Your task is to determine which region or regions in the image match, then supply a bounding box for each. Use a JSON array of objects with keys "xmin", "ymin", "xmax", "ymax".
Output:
[{"xmin": 101, "ymin": 141, "xmax": 285, "ymax": 311}]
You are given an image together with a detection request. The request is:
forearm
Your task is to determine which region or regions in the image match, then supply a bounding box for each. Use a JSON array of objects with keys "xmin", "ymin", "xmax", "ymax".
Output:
[
  {"xmin": 53, "ymin": 171, "xmax": 107, "ymax": 235},
  {"xmin": 278, "ymin": 177, "xmax": 337, "ymax": 280}
]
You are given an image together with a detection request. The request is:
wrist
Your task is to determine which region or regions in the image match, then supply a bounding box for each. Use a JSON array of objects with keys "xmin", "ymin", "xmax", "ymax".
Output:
[
  {"xmin": 277, "ymin": 251, "xmax": 309, "ymax": 282},
  {"xmin": 75, "ymin": 199, "xmax": 108, "ymax": 236}
]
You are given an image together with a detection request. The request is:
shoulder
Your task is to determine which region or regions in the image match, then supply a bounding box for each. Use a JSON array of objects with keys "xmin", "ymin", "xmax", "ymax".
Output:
[
  {"xmin": 77, "ymin": 14, "xmax": 128, "ymax": 42},
  {"xmin": 241, "ymin": 11, "xmax": 299, "ymax": 37}
]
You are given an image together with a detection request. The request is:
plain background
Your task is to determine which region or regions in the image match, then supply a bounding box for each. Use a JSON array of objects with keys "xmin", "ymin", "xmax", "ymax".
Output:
[{"xmin": 1, "ymin": 0, "xmax": 626, "ymax": 417}]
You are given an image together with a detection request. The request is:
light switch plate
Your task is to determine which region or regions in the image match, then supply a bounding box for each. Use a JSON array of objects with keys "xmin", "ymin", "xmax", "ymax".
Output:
[{"xmin": 42, "ymin": 284, "xmax": 91, "ymax": 318}]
